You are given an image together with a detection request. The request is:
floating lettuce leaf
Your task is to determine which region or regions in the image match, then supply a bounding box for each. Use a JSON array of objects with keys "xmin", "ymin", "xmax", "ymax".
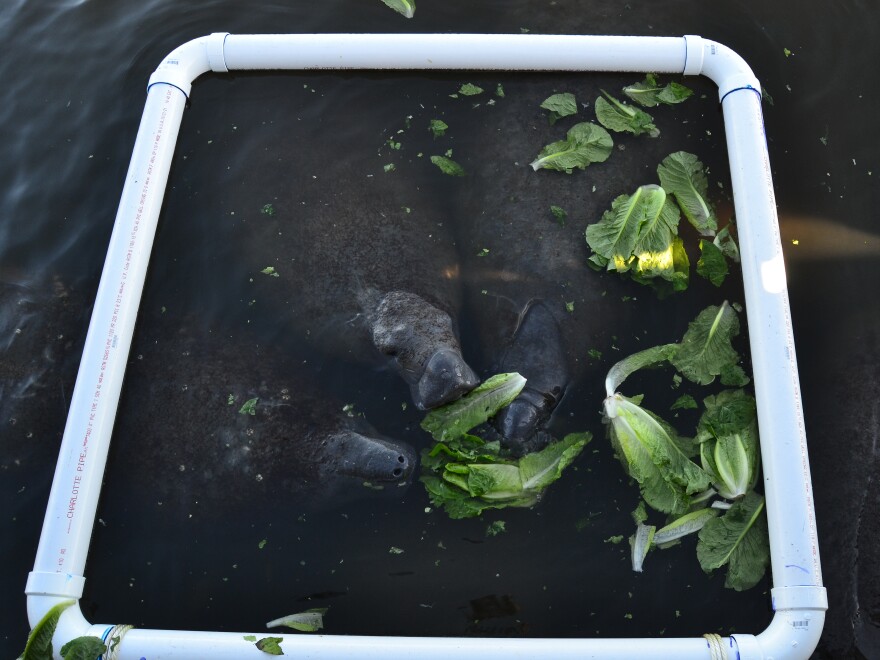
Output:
[
  {"xmin": 540, "ymin": 92, "xmax": 578, "ymax": 124},
  {"xmin": 657, "ymin": 152, "xmax": 718, "ymax": 235},
  {"xmin": 430, "ymin": 155, "xmax": 466, "ymax": 177},
  {"xmin": 586, "ymin": 185, "xmax": 686, "ymax": 291},
  {"xmin": 19, "ymin": 598, "xmax": 75, "ymax": 660},
  {"xmin": 530, "ymin": 122, "xmax": 613, "ymax": 173},
  {"xmin": 670, "ymin": 394, "xmax": 698, "ymax": 410},
  {"xmin": 623, "ymin": 74, "xmax": 694, "ymax": 107},
  {"xmin": 422, "ymin": 432, "xmax": 589, "ymax": 518},
  {"xmin": 266, "ymin": 608, "xmax": 327, "ymax": 633},
  {"xmin": 421, "ymin": 373, "xmax": 526, "ymax": 442},
  {"xmin": 60, "ymin": 637, "xmax": 108, "ymax": 660},
  {"xmin": 458, "ymin": 83, "xmax": 484, "ymax": 96},
  {"xmin": 595, "ymin": 90, "xmax": 659, "ymax": 137},
  {"xmin": 604, "ymin": 394, "xmax": 710, "ymax": 515},
  {"xmin": 670, "ymin": 302, "xmax": 742, "ymax": 385},
  {"xmin": 652, "ymin": 508, "xmax": 718, "ymax": 547},
  {"xmin": 697, "ymin": 239, "xmax": 729, "ymax": 286},
  {"xmin": 714, "ymin": 224, "xmax": 741, "ymax": 263},
  {"xmin": 720, "ymin": 363, "xmax": 750, "ymax": 387},
  {"xmin": 630, "ymin": 523, "xmax": 656, "ymax": 572},
  {"xmin": 697, "ymin": 491, "xmax": 770, "ymax": 590},
  {"xmin": 696, "ymin": 390, "xmax": 760, "ymax": 500},
  {"xmin": 429, "ymin": 119, "xmax": 448, "ymax": 137},
  {"xmin": 604, "ymin": 343, "xmax": 679, "ymax": 396},
  {"xmin": 380, "ymin": 0, "xmax": 415, "ymax": 18}
]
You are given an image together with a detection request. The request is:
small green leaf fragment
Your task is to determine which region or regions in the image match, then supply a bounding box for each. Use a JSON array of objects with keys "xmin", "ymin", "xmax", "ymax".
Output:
[
  {"xmin": 255, "ymin": 636, "xmax": 284, "ymax": 655},
  {"xmin": 495, "ymin": 84, "xmax": 505, "ymax": 98},
  {"xmin": 244, "ymin": 635, "xmax": 258, "ymax": 642},
  {"xmin": 458, "ymin": 83, "xmax": 484, "ymax": 96},
  {"xmin": 486, "ymin": 520, "xmax": 507, "ymax": 537},
  {"xmin": 261, "ymin": 266, "xmax": 279, "ymax": 277},
  {"xmin": 631, "ymin": 500, "xmax": 648, "ymax": 525},
  {"xmin": 389, "ymin": 546, "xmax": 405, "ymax": 554},
  {"xmin": 383, "ymin": 163, "xmax": 396, "ymax": 173},
  {"xmin": 380, "ymin": 0, "xmax": 415, "ymax": 18},
  {"xmin": 565, "ymin": 301, "xmax": 575, "ymax": 313},
  {"xmin": 671, "ymin": 394, "xmax": 698, "ymax": 410},
  {"xmin": 260, "ymin": 203, "xmax": 276, "ymax": 216},
  {"xmin": 783, "ymin": 47, "xmax": 793, "ymax": 57},
  {"xmin": 605, "ymin": 535, "xmax": 625, "ymax": 544},
  {"xmin": 258, "ymin": 538, "xmax": 268, "ymax": 549},
  {"xmin": 430, "ymin": 155, "xmax": 466, "ymax": 176},
  {"xmin": 239, "ymin": 397, "xmax": 259, "ymax": 416},
  {"xmin": 428, "ymin": 119, "xmax": 448, "ymax": 137},
  {"xmin": 550, "ymin": 205, "xmax": 567, "ymax": 226},
  {"xmin": 540, "ymin": 92, "xmax": 578, "ymax": 124},
  {"xmin": 697, "ymin": 239, "xmax": 729, "ymax": 286}
]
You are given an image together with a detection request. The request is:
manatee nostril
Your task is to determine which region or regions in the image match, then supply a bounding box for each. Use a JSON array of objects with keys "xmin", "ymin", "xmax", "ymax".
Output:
[
  {"xmin": 392, "ymin": 467, "xmax": 403, "ymax": 477},
  {"xmin": 397, "ymin": 455, "xmax": 406, "ymax": 463}
]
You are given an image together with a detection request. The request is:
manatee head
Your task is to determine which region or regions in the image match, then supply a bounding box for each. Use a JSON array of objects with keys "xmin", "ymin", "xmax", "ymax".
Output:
[
  {"xmin": 369, "ymin": 291, "xmax": 479, "ymax": 410},
  {"xmin": 319, "ymin": 421, "xmax": 418, "ymax": 489},
  {"xmin": 493, "ymin": 300, "xmax": 569, "ymax": 456}
]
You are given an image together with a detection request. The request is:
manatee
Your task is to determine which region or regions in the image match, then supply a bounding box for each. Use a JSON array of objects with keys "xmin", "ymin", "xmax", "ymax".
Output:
[
  {"xmin": 225, "ymin": 80, "xmax": 479, "ymax": 410},
  {"xmin": 111, "ymin": 322, "xmax": 418, "ymax": 513},
  {"xmin": 440, "ymin": 73, "xmax": 726, "ymax": 453}
]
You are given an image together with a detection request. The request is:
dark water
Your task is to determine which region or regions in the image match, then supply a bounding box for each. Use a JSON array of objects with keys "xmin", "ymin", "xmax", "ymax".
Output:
[{"xmin": 1, "ymin": 1, "xmax": 878, "ymax": 658}]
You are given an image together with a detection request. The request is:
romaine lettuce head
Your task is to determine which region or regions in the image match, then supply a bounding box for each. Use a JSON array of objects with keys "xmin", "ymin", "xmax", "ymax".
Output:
[
  {"xmin": 696, "ymin": 390, "xmax": 760, "ymax": 500},
  {"xmin": 604, "ymin": 394, "xmax": 710, "ymax": 515}
]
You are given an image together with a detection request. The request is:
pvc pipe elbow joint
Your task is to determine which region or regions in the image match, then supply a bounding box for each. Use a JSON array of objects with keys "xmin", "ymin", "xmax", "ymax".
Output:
[
  {"xmin": 147, "ymin": 32, "xmax": 230, "ymax": 97},
  {"xmin": 684, "ymin": 35, "xmax": 761, "ymax": 101}
]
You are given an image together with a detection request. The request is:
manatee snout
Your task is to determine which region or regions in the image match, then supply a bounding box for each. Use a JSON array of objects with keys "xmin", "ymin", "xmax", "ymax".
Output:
[
  {"xmin": 412, "ymin": 348, "xmax": 480, "ymax": 410},
  {"xmin": 370, "ymin": 291, "xmax": 479, "ymax": 410},
  {"xmin": 495, "ymin": 388, "xmax": 561, "ymax": 456},
  {"xmin": 334, "ymin": 430, "xmax": 418, "ymax": 485}
]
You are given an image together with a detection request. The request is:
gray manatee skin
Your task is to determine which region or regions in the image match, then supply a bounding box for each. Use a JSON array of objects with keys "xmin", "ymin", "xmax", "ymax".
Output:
[
  {"xmin": 112, "ymin": 322, "xmax": 417, "ymax": 514},
  {"xmin": 229, "ymin": 82, "xmax": 478, "ymax": 410},
  {"xmin": 440, "ymin": 74, "xmax": 727, "ymax": 453}
]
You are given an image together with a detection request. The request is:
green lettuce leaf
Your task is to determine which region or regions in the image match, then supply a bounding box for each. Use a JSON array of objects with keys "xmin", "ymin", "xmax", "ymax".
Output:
[
  {"xmin": 604, "ymin": 343, "xmax": 679, "ymax": 396},
  {"xmin": 255, "ymin": 637, "xmax": 284, "ymax": 655},
  {"xmin": 657, "ymin": 151, "xmax": 718, "ymax": 235},
  {"xmin": 605, "ymin": 394, "xmax": 710, "ymax": 515},
  {"xmin": 429, "ymin": 119, "xmax": 448, "ymax": 137},
  {"xmin": 595, "ymin": 90, "xmax": 659, "ymax": 137},
  {"xmin": 670, "ymin": 302, "xmax": 742, "ymax": 385},
  {"xmin": 696, "ymin": 390, "xmax": 760, "ymax": 500},
  {"xmin": 530, "ymin": 122, "xmax": 613, "ymax": 173},
  {"xmin": 380, "ymin": 0, "xmax": 415, "ymax": 18},
  {"xmin": 540, "ymin": 92, "xmax": 578, "ymax": 124},
  {"xmin": 59, "ymin": 637, "xmax": 107, "ymax": 660},
  {"xmin": 19, "ymin": 599, "xmax": 75, "ymax": 660},
  {"xmin": 421, "ymin": 373, "xmax": 526, "ymax": 442},
  {"xmin": 697, "ymin": 239, "xmax": 729, "ymax": 286},
  {"xmin": 630, "ymin": 523, "xmax": 656, "ymax": 572},
  {"xmin": 266, "ymin": 608, "xmax": 327, "ymax": 632},
  {"xmin": 696, "ymin": 492, "xmax": 770, "ymax": 590},
  {"xmin": 623, "ymin": 74, "xmax": 693, "ymax": 107},
  {"xmin": 652, "ymin": 508, "xmax": 718, "ymax": 547},
  {"xmin": 430, "ymin": 155, "xmax": 466, "ymax": 177}
]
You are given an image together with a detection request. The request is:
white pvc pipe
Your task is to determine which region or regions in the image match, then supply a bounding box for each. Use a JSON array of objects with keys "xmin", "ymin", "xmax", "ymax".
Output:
[{"xmin": 27, "ymin": 33, "xmax": 826, "ymax": 660}]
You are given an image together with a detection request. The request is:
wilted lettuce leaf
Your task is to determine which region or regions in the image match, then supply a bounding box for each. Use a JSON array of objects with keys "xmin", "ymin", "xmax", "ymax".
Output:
[
  {"xmin": 380, "ymin": 0, "xmax": 415, "ymax": 18},
  {"xmin": 714, "ymin": 224, "xmax": 741, "ymax": 263},
  {"xmin": 670, "ymin": 302, "xmax": 742, "ymax": 385},
  {"xmin": 266, "ymin": 608, "xmax": 327, "ymax": 632},
  {"xmin": 604, "ymin": 394, "xmax": 710, "ymax": 515},
  {"xmin": 255, "ymin": 637, "xmax": 284, "ymax": 655},
  {"xmin": 421, "ymin": 373, "xmax": 526, "ymax": 442},
  {"xmin": 59, "ymin": 637, "xmax": 107, "ymax": 660},
  {"xmin": 657, "ymin": 152, "xmax": 718, "ymax": 235},
  {"xmin": 429, "ymin": 119, "xmax": 448, "ymax": 137},
  {"xmin": 19, "ymin": 598, "xmax": 75, "ymax": 660},
  {"xmin": 696, "ymin": 390, "xmax": 760, "ymax": 500},
  {"xmin": 696, "ymin": 492, "xmax": 770, "ymax": 590},
  {"xmin": 595, "ymin": 90, "xmax": 659, "ymax": 137},
  {"xmin": 623, "ymin": 74, "xmax": 693, "ymax": 107},
  {"xmin": 530, "ymin": 122, "xmax": 613, "ymax": 173},
  {"xmin": 540, "ymin": 92, "xmax": 578, "ymax": 124},
  {"xmin": 697, "ymin": 239, "xmax": 729, "ymax": 286}
]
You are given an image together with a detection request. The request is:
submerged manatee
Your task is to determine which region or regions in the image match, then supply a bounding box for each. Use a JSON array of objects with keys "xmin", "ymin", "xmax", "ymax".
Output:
[
  {"xmin": 111, "ymin": 323, "xmax": 417, "ymax": 513},
  {"xmin": 229, "ymin": 82, "xmax": 478, "ymax": 410},
  {"xmin": 442, "ymin": 74, "xmax": 726, "ymax": 453}
]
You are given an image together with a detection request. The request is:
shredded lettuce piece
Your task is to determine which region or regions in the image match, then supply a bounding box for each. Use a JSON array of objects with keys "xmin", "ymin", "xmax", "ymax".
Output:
[
  {"xmin": 595, "ymin": 90, "xmax": 659, "ymax": 137},
  {"xmin": 255, "ymin": 637, "xmax": 284, "ymax": 655},
  {"xmin": 630, "ymin": 523, "xmax": 656, "ymax": 572},
  {"xmin": 430, "ymin": 155, "xmax": 466, "ymax": 176},
  {"xmin": 657, "ymin": 151, "xmax": 718, "ymax": 236},
  {"xmin": 530, "ymin": 122, "xmax": 613, "ymax": 173},
  {"xmin": 59, "ymin": 637, "xmax": 107, "ymax": 660},
  {"xmin": 266, "ymin": 608, "xmax": 327, "ymax": 632},
  {"xmin": 540, "ymin": 92, "xmax": 578, "ymax": 124},
  {"xmin": 653, "ymin": 508, "xmax": 718, "ymax": 547}
]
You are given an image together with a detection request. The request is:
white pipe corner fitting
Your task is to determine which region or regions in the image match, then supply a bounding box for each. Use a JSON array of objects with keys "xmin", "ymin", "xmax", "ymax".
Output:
[
  {"xmin": 147, "ymin": 32, "xmax": 230, "ymax": 97},
  {"xmin": 683, "ymin": 35, "xmax": 761, "ymax": 101},
  {"xmin": 26, "ymin": 595, "xmax": 110, "ymax": 654}
]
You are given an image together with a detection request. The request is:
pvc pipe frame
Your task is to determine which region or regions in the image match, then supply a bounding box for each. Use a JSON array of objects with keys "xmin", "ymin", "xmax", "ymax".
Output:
[{"xmin": 26, "ymin": 33, "xmax": 827, "ymax": 659}]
